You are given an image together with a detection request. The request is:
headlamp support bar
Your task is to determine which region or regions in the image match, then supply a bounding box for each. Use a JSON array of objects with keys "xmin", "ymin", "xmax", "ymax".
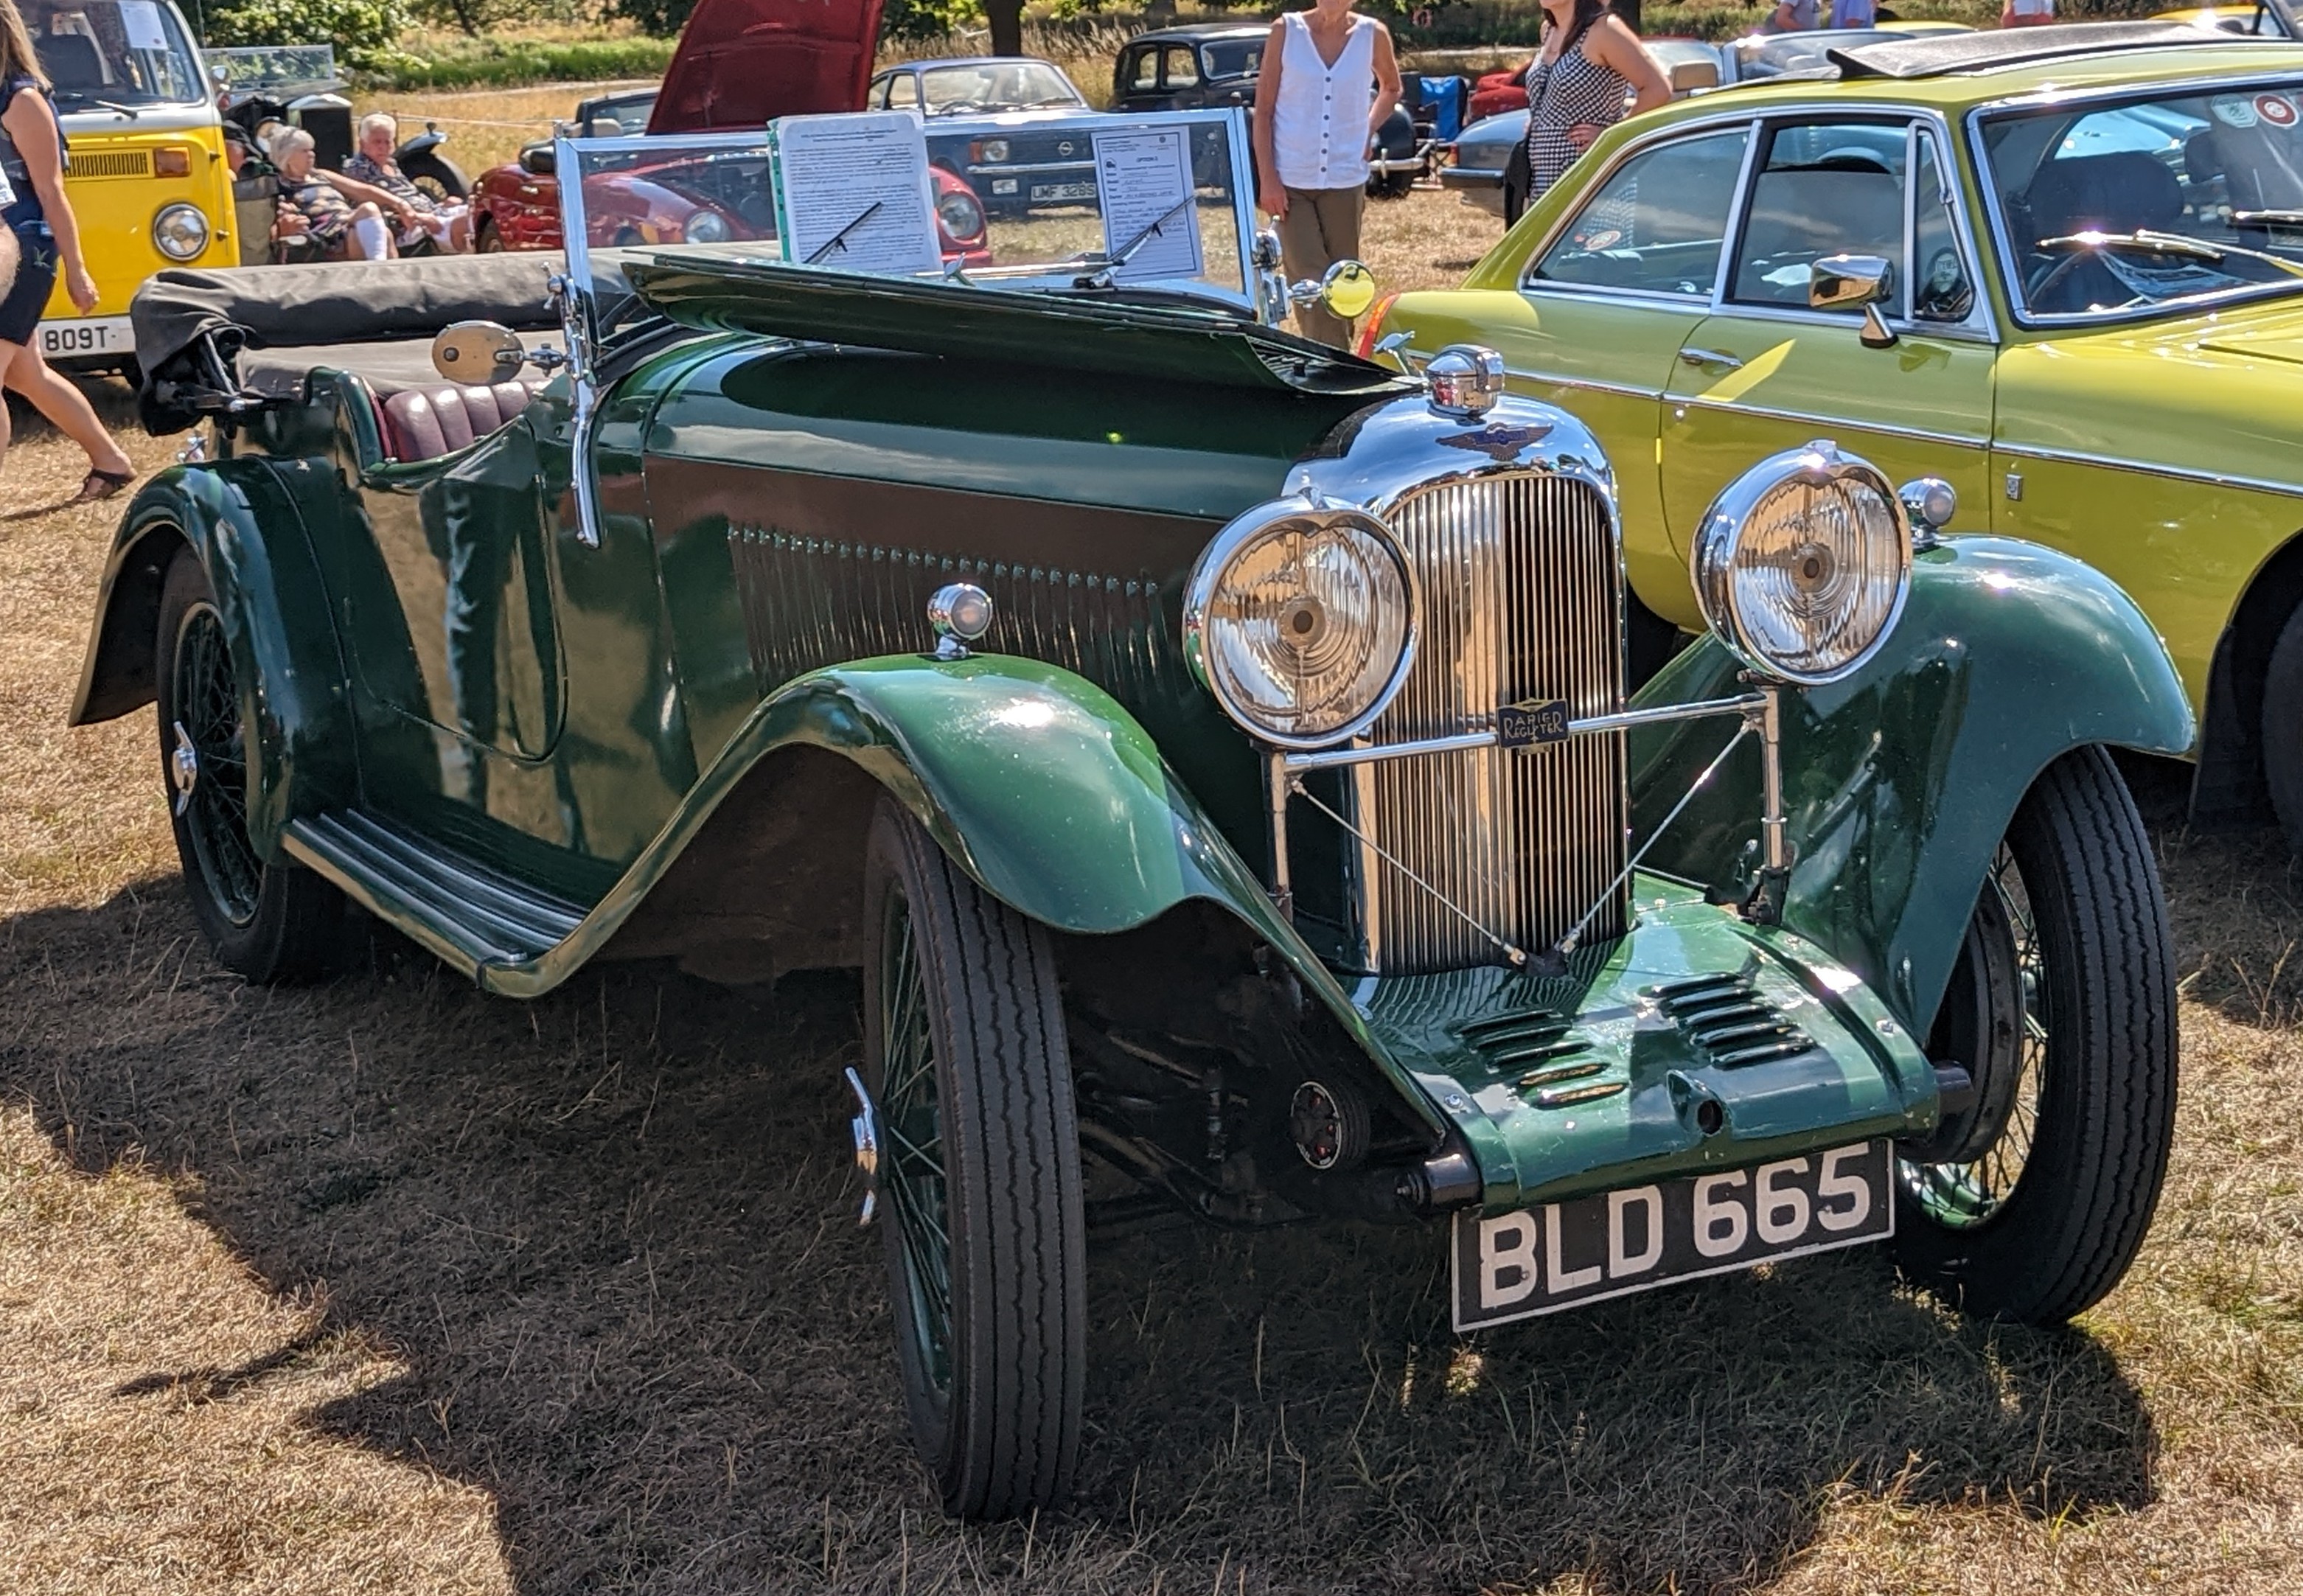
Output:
[{"xmin": 1261, "ymin": 681, "xmax": 1794, "ymax": 965}]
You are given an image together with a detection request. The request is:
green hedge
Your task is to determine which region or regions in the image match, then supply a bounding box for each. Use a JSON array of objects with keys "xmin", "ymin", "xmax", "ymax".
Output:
[{"xmin": 356, "ymin": 36, "xmax": 677, "ymax": 88}]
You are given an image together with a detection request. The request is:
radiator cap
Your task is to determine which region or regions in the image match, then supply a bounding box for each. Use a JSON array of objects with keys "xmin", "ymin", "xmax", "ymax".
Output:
[{"xmin": 1426, "ymin": 344, "xmax": 1505, "ymax": 419}]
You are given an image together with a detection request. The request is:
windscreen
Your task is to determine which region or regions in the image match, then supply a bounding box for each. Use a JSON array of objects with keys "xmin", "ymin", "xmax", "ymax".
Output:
[
  {"xmin": 917, "ymin": 60, "xmax": 1084, "ymax": 113},
  {"xmin": 28, "ymin": 0, "xmax": 204, "ymax": 109},
  {"xmin": 560, "ymin": 109, "xmax": 1255, "ymax": 330},
  {"xmin": 209, "ymin": 43, "xmax": 337, "ymax": 97},
  {"xmin": 1981, "ymin": 80, "xmax": 2303, "ymax": 318}
]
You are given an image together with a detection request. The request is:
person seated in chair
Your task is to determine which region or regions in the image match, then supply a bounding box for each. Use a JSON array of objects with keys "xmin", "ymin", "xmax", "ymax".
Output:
[
  {"xmin": 344, "ymin": 113, "xmax": 471, "ymax": 254},
  {"xmin": 271, "ymin": 126, "xmax": 402, "ymax": 261}
]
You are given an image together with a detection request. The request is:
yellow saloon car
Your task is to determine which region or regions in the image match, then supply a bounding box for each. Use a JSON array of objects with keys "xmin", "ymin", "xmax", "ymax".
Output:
[
  {"xmin": 1372, "ymin": 23, "xmax": 2303, "ymax": 846},
  {"xmin": 27, "ymin": 0, "xmax": 234, "ymax": 368}
]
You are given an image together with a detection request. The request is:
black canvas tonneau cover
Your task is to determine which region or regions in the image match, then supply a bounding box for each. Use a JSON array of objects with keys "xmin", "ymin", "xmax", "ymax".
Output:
[{"xmin": 131, "ymin": 253, "xmax": 566, "ymax": 433}]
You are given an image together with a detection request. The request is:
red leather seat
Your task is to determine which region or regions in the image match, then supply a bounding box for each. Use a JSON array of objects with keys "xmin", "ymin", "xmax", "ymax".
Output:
[{"xmin": 380, "ymin": 380, "xmax": 540, "ymax": 462}]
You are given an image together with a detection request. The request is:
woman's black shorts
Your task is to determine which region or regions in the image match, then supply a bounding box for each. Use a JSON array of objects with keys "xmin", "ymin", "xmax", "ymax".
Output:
[{"xmin": 0, "ymin": 223, "xmax": 58, "ymax": 347}]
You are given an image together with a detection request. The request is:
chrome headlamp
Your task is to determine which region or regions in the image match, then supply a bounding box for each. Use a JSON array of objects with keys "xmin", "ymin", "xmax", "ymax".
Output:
[
  {"xmin": 681, "ymin": 209, "xmax": 732, "ymax": 243},
  {"xmin": 1690, "ymin": 439, "xmax": 1911, "ymax": 686},
  {"xmin": 152, "ymin": 202, "xmax": 209, "ymax": 262},
  {"xmin": 1184, "ymin": 498, "xmax": 1416, "ymax": 749}
]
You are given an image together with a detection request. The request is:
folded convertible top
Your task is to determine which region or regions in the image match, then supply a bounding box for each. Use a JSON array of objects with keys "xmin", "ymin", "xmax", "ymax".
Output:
[{"xmin": 131, "ymin": 253, "xmax": 567, "ymax": 433}]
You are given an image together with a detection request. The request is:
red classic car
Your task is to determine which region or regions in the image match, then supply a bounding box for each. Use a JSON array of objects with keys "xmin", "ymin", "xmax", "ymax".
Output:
[
  {"xmin": 466, "ymin": 0, "xmax": 992, "ymax": 264},
  {"xmin": 471, "ymin": 140, "xmax": 991, "ymax": 262}
]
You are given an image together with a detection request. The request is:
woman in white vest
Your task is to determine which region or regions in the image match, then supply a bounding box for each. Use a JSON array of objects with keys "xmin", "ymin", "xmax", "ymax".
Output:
[{"xmin": 1251, "ymin": 0, "xmax": 1401, "ymax": 346}]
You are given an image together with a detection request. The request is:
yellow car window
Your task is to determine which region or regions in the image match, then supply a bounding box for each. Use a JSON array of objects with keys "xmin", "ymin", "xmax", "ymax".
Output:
[{"xmin": 1528, "ymin": 128, "xmax": 1751, "ymax": 299}]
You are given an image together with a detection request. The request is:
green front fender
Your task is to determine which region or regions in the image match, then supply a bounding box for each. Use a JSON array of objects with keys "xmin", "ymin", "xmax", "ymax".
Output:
[
  {"xmin": 69, "ymin": 463, "xmax": 356, "ymax": 860},
  {"xmin": 1628, "ymin": 534, "xmax": 2195, "ymax": 1036},
  {"xmin": 756, "ymin": 654, "xmax": 1240, "ymax": 935},
  {"xmin": 509, "ymin": 652, "xmax": 1453, "ymax": 1133}
]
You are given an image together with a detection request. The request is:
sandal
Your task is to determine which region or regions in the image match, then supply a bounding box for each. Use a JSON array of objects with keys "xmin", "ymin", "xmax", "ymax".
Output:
[{"xmin": 71, "ymin": 467, "xmax": 136, "ymax": 504}]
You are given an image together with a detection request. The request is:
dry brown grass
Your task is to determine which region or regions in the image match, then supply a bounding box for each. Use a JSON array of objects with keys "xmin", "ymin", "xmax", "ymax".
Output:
[
  {"xmin": 0, "ymin": 229, "xmax": 2298, "ymax": 1592},
  {"xmin": 352, "ymin": 81, "xmax": 661, "ymax": 187}
]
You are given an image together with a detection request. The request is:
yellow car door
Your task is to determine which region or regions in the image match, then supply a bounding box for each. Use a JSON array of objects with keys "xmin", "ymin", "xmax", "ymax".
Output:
[
  {"xmin": 1656, "ymin": 116, "xmax": 1998, "ymax": 623},
  {"xmin": 1461, "ymin": 125, "xmax": 1757, "ymax": 612}
]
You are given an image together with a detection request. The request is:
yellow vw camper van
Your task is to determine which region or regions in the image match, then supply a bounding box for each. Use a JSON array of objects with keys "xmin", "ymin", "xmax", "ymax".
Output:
[{"xmin": 26, "ymin": 0, "xmax": 232, "ymax": 369}]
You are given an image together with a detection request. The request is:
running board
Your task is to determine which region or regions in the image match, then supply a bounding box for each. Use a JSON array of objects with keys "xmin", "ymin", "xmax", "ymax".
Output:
[{"xmin": 282, "ymin": 809, "xmax": 588, "ymax": 978}]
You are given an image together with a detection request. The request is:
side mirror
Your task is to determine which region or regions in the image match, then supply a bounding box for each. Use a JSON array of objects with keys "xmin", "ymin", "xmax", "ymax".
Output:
[
  {"xmin": 433, "ymin": 320, "xmax": 526, "ymax": 383},
  {"xmin": 1809, "ymin": 253, "xmax": 1899, "ymax": 349},
  {"xmin": 1283, "ymin": 259, "xmax": 1379, "ymax": 324},
  {"xmin": 1318, "ymin": 258, "xmax": 1377, "ymax": 321},
  {"xmin": 1669, "ymin": 59, "xmax": 1719, "ymax": 92},
  {"xmin": 1808, "ymin": 253, "xmax": 1892, "ymax": 311},
  {"xmin": 518, "ymin": 141, "xmax": 555, "ymax": 177}
]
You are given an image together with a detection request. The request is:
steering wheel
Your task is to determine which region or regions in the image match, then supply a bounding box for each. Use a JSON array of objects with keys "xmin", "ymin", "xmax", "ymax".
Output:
[
  {"xmin": 2028, "ymin": 243, "xmax": 2148, "ymax": 315},
  {"xmin": 2027, "ymin": 239, "xmax": 2101, "ymax": 308}
]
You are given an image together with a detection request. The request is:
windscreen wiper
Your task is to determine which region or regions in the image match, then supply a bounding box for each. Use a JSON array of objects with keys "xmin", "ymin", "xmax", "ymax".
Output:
[
  {"xmin": 804, "ymin": 199, "xmax": 882, "ymax": 265},
  {"xmin": 2038, "ymin": 227, "xmax": 2303, "ymax": 278},
  {"xmin": 2230, "ymin": 208, "xmax": 2303, "ymax": 229},
  {"xmin": 52, "ymin": 90, "xmax": 138, "ymax": 119},
  {"xmin": 1073, "ymin": 195, "xmax": 1195, "ymax": 288}
]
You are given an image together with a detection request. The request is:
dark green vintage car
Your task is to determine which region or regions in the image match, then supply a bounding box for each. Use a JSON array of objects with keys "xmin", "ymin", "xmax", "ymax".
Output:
[{"xmin": 80, "ymin": 111, "xmax": 2190, "ymax": 1520}]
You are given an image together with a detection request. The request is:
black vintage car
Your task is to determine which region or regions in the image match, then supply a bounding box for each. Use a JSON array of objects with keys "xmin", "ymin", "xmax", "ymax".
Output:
[{"xmin": 1112, "ymin": 22, "xmax": 1427, "ymax": 196}]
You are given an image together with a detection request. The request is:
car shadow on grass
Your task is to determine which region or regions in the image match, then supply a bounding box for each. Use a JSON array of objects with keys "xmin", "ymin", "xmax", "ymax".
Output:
[{"xmin": 0, "ymin": 881, "xmax": 2159, "ymax": 1595}]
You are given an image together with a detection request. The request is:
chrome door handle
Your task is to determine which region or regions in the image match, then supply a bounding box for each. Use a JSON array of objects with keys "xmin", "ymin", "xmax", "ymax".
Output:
[{"xmin": 1679, "ymin": 346, "xmax": 1743, "ymax": 371}]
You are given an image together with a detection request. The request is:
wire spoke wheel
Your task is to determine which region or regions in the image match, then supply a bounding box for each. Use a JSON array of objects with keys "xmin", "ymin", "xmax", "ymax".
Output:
[
  {"xmin": 173, "ymin": 602, "xmax": 263, "ymax": 927},
  {"xmin": 1899, "ymin": 844, "xmax": 2044, "ymax": 1228},
  {"xmin": 877, "ymin": 891, "xmax": 954, "ymax": 1395},
  {"xmin": 155, "ymin": 550, "xmax": 344, "ymax": 983},
  {"xmin": 862, "ymin": 798, "xmax": 1084, "ymax": 1519},
  {"xmin": 1891, "ymin": 747, "xmax": 2176, "ymax": 1325}
]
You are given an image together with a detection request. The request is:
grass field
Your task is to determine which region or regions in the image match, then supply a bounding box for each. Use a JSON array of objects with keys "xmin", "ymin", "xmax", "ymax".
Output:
[{"xmin": 0, "ymin": 195, "xmax": 2298, "ymax": 1593}]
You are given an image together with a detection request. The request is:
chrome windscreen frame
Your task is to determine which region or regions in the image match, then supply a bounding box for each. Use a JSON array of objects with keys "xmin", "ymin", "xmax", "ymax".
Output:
[
  {"xmin": 554, "ymin": 128, "xmax": 779, "ymax": 547},
  {"xmin": 1237, "ymin": 388, "xmax": 1796, "ymax": 973},
  {"xmin": 1964, "ymin": 65, "xmax": 2303, "ymax": 331},
  {"xmin": 921, "ymin": 108, "xmax": 1262, "ymax": 316}
]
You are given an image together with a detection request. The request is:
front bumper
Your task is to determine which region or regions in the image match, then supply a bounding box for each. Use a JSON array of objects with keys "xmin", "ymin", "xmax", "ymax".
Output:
[
  {"xmin": 1440, "ymin": 164, "xmax": 1503, "ymax": 191},
  {"xmin": 967, "ymin": 161, "xmax": 1098, "ymax": 203},
  {"xmin": 1359, "ymin": 875, "xmax": 1941, "ymax": 1216},
  {"xmin": 1440, "ymin": 164, "xmax": 1507, "ymax": 215},
  {"xmin": 1367, "ymin": 139, "xmax": 1436, "ymax": 178}
]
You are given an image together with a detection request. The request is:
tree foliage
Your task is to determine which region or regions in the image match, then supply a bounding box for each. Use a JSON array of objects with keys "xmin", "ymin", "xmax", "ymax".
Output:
[
  {"xmin": 613, "ymin": 0, "xmax": 978, "ymax": 39},
  {"xmin": 404, "ymin": 0, "xmax": 591, "ymax": 38},
  {"xmin": 203, "ymin": 0, "xmax": 414, "ymax": 69}
]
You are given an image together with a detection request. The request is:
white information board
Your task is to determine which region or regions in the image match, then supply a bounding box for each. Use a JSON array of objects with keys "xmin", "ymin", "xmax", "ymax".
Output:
[
  {"xmin": 771, "ymin": 111, "xmax": 941, "ymax": 276},
  {"xmin": 1090, "ymin": 125, "xmax": 1203, "ymax": 283},
  {"xmin": 118, "ymin": 0, "xmax": 170, "ymax": 52}
]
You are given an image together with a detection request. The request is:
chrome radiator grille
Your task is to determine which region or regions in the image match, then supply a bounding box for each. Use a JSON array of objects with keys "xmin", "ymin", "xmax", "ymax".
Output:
[{"xmin": 1349, "ymin": 473, "xmax": 1627, "ymax": 975}]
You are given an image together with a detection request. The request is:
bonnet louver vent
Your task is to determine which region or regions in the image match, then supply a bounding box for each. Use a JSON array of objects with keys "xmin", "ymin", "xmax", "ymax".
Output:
[{"xmin": 1649, "ymin": 973, "xmax": 1816, "ymax": 1068}]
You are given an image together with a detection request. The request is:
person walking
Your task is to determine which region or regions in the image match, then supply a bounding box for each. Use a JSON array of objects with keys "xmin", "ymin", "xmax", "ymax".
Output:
[
  {"xmin": 0, "ymin": 0, "xmax": 135, "ymax": 498},
  {"xmin": 1522, "ymin": 0, "xmax": 1671, "ymax": 212},
  {"xmin": 1252, "ymin": 0, "xmax": 1402, "ymax": 346}
]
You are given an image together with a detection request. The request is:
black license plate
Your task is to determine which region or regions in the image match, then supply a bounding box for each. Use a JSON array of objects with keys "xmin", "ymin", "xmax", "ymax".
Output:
[
  {"xmin": 1031, "ymin": 181, "xmax": 1096, "ymax": 202},
  {"xmin": 1451, "ymin": 1140, "xmax": 1895, "ymax": 1330}
]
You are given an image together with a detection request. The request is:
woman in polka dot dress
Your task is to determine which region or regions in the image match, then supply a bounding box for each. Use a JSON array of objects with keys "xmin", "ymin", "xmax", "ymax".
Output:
[
  {"xmin": 1521, "ymin": 0, "xmax": 1670, "ymax": 216},
  {"xmin": 1251, "ymin": 0, "xmax": 1402, "ymax": 346}
]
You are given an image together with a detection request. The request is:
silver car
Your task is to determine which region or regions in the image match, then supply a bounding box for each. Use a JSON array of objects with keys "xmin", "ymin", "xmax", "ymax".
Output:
[{"xmin": 1440, "ymin": 29, "xmax": 1959, "ymax": 218}]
